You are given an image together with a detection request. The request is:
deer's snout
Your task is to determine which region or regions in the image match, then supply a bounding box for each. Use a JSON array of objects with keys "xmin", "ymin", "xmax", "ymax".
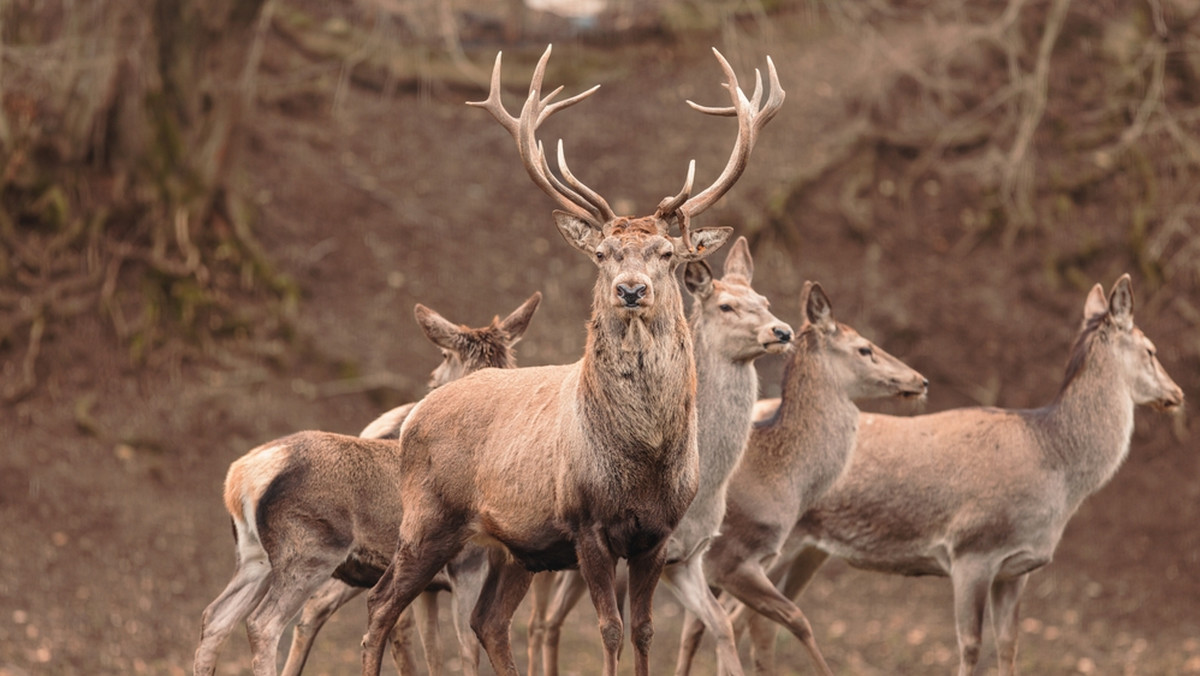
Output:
[
  {"xmin": 616, "ymin": 282, "xmax": 648, "ymax": 308},
  {"xmin": 759, "ymin": 322, "xmax": 794, "ymax": 353}
]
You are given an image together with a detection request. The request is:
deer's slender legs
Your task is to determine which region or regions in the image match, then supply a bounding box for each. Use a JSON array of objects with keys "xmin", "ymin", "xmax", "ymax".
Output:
[
  {"xmin": 744, "ymin": 546, "xmax": 831, "ymax": 674},
  {"xmin": 540, "ymin": 569, "xmax": 588, "ymax": 676},
  {"xmin": 990, "ymin": 573, "xmax": 1028, "ymax": 676},
  {"xmin": 661, "ymin": 554, "xmax": 744, "ymax": 676},
  {"xmin": 363, "ymin": 525, "xmax": 468, "ymax": 676},
  {"xmin": 448, "ymin": 548, "xmax": 486, "ymax": 676},
  {"xmin": 715, "ymin": 560, "xmax": 834, "ymax": 676},
  {"xmin": 951, "ymin": 559, "xmax": 994, "ymax": 676},
  {"xmin": 389, "ymin": 604, "xmax": 422, "ymax": 676},
  {"xmin": 245, "ymin": 557, "xmax": 340, "ymax": 676},
  {"xmin": 626, "ymin": 542, "xmax": 669, "ymax": 676},
  {"xmin": 280, "ymin": 579, "xmax": 362, "ymax": 676},
  {"xmin": 470, "ymin": 552, "xmax": 534, "ymax": 676},
  {"xmin": 194, "ymin": 554, "xmax": 271, "ymax": 676},
  {"xmin": 526, "ymin": 572, "xmax": 554, "ymax": 676},
  {"xmin": 411, "ymin": 591, "xmax": 443, "ymax": 676},
  {"xmin": 576, "ymin": 528, "xmax": 623, "ymax": 676}
]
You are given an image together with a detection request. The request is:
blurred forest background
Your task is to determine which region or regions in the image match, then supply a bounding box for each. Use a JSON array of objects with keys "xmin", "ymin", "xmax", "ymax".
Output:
[{"xmin": 1, "ymin": 0, "xmax": 1198, "ymax": 674}]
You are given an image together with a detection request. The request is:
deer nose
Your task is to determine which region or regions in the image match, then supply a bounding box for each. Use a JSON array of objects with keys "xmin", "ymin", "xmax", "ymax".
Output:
[
  {"xmin": 616, "ymin": 283, "xmax": 647, "ymax": 307},
  {"xmin": 773, "ymin": 327, "xmax": 793, "ymax": 343}
]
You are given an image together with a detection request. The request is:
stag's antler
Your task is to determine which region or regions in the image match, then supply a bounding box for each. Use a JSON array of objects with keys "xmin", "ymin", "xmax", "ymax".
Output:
[
  {"xmin": 656, "ymin": 48, "xmax": 785, "ymax": 249},
  {"xmin": 468, "ymin": 45, "xmax": 615, "ymax": 228}
]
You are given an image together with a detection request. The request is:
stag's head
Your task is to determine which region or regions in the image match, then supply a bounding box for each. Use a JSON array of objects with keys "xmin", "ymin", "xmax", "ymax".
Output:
[
  {"xmin": 469, "ymin": 45, "xmax": 783, "ymax": 317},
  {"xmin": 684, "ymin": 236, "xmax": 793, "ymax": 361}
]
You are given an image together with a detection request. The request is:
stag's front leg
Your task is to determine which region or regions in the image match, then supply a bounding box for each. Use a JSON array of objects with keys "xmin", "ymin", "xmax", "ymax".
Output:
[
  {"xmin": 626, "ymin": 541, "xmax": 669, "ymax": 676},
  {"xmin": 577, "ymin": 528, "xmax": 623, "ymax": 676},
  {"xmin": 470, "ymin": 551, "xmax": 534, "ymax": 676}
]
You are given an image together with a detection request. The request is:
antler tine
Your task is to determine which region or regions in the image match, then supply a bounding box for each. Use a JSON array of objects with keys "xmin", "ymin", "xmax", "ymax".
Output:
[
  {"xmin": 669, "ymin": 49, "xmax": 785, "ymax": 225},
  {"xmin": 655, "ymin": 159, "xmax": 698, "ymax": 249},
  {"xmin": 466, "ymin": 52, "xmax": 520, "ymax": 137},
  {"xmin": 468, "ymin": 44, "xmax": 613, "ymax": 227},
  {"xmin": 557, "ymin": 140, "xmax": 617, "ymax": 222}
]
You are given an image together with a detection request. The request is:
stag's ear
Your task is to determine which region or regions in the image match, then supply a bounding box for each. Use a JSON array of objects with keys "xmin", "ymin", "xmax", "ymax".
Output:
[
  {"xmin": 683, "ymin": 261, "xmax": 714, "ymax": 299},
  {"xmin": 1107, "ymin": 274, "xmax": 1134, "ymax": 331},
  {"xmin": 415, "ymin": 304, "xmax": 462, "ymax": 351},
  {"xmin": 677, "ymin": 226, "xmax": 734, "ymax": 262},
  {"xmin": 499, "ymin": 292, "xmax": 542, "ymax": 345},
  {"xmin": 1083, "ymin": 283, "xmax": 1108, "ymax": 324},
  {"xmin": 554, "ymin": 211, "xmax": 604, "ymax": 257},
  {"xmin": 722, "ymin": 236, "xmax": 754, "ymax": 282},
  {"xmin": 802, "ymin": 281, "xmax": 833, "ymax": 329}
]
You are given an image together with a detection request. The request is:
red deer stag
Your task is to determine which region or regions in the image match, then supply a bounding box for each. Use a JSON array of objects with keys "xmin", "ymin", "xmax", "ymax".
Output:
[
  {"xmin": 192, "ymin": 293, "xmax": 541, "ymax": 676},
  {"xmin": 734, "ymin": 274, "xmax": 1184, "ymax": 676},
  {"xmin": 529, "ymin": 236, "xmax": 792, "ymax": 676},
  {"xmin": 676, "ymin": 281, "xmax": 928, "ymax": 676},
  {"xmin": 360, "ymin": 44, "xmax": 783, "ymax": 676}
]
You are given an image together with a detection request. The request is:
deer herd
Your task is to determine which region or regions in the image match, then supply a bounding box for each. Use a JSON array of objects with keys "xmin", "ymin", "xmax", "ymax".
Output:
[{"xmin": 194, "ymin": 45, "xmax": 1185, "ymax": 676}]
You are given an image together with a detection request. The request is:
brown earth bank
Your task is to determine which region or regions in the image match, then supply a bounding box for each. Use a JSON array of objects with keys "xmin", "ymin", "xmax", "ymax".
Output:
[{"xmin": 2, "ymin": 4, "xmax": 1198, "ymax": 675}]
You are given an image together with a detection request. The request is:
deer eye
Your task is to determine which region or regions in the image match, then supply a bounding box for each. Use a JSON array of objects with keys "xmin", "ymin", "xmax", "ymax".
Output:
[
  {"xmin": 719, "ymin": 304, "xmax": 734, "ymax": 313},
  {"xmin": 858, "ymin": 346, "xmax": 873, "ymax": 357},
  {"xmin": 594, "ymin": 250, "xmax": 605, "ymax": 262}
]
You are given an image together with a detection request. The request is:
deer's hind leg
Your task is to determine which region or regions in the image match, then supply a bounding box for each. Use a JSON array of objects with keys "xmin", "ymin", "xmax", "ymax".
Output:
[
  {"xmin": 279, "ymin": 578, "xmax": 361, "ymax": 676},
  {"xmin": 363, "ymin": 514, "xmax": 471, "ymax": 676},
  {"xmin": 541, "ymin": 569, "xmax": 588, "ymax": 676},
  {"xmin": 245, "ymin": 551, "xmax": 346, "ymax": 676},
  {"xmin": 194, "ymin": 545, "xmax": 272, "ymax": 676},
  {"xmin": 470, "ymin": 551, "xmax": 534, "ymax": 676}
]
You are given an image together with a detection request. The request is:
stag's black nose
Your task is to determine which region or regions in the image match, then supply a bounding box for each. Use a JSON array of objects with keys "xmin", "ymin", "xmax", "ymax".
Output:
[
  {"xmin": 616, "ymin": 283, "xmax": 647, "ymax": 307},
  {"xmin": 774, "ymin": 327, "xmax": 793, "ymax": 343}
]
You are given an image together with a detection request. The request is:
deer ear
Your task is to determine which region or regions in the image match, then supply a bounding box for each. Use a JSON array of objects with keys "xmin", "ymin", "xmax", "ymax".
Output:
[
  {"xmin": 677, "ymin": 226, "xmax": 733, "ymax": 262},
  {"xmin": 415, "ymin": 303, "xmax": 462, "ymax": 351},
  {"xmin": 802, "ymin": 281, "xmax": 833, "ymax": 328},
  {"xmin": 683, "ymin": 261, "xmax": 714, "ymax": 298},
  {"xmin": 1106, "ymin": 274, "xmax": 1134, "ymax": 330},
  {"xmin": 499, "ymin": 292, "xmax": 542, "ymax": 345},
  {"xmin": 554, "ymin": 211, "xmax": 603, "ymax": 257},
  {"xmin": 1082, "ymin": 283, "xmax": 1108, "ymax": 325},
  {"xmin": 722, "ymin": 236, "xmax": 754, "ymax": 282}
]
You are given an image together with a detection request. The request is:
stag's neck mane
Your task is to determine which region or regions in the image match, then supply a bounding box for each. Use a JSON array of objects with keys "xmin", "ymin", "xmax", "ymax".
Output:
[{"xmin": 578, "ymin": 280, "xmax": 696, "ymax": 454}]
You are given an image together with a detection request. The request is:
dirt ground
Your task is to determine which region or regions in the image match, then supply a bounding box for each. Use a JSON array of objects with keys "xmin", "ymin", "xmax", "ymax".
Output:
[{"xmin": 2, "ymin": 7, "xmax": 1198, "ymax": 676}]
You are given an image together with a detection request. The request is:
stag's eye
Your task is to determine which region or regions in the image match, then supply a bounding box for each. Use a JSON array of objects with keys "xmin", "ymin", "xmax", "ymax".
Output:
[
  {"xmin": 719, "ymin": 304, "xmax": 734, "ymax": 313},
  {"xmin": 858, "ymin": 346, "xmax": 873, "ymax": 357},
  {"xmin": 594, "ymin": 250, "xmax": 605, "ymax": 262}
]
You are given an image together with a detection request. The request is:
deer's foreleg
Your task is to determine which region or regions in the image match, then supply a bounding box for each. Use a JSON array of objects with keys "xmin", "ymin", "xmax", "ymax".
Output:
[
  {"xmin": 626, "ymin": 541, "xmax": 669, "ymax": 676},
  {"xmin": 990, "ymin": 573, "xmax": 1029, "ymax": 676}
]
